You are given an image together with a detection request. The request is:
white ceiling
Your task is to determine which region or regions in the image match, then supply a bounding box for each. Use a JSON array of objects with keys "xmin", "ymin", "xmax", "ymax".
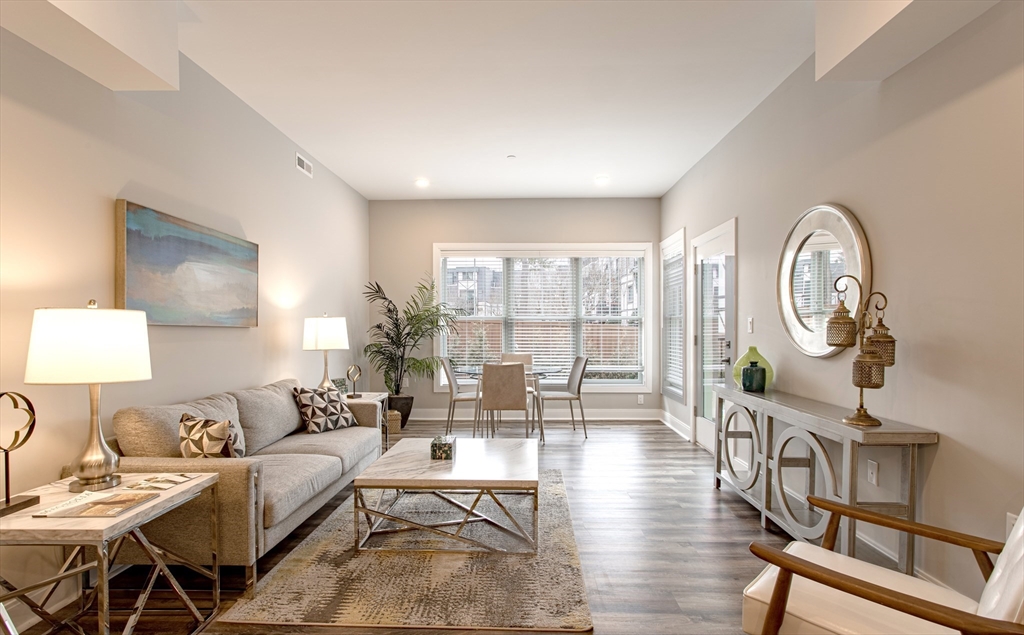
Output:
[{"xmin": 178, "ymin": 1, "xmax": 814, "ymax": 200}]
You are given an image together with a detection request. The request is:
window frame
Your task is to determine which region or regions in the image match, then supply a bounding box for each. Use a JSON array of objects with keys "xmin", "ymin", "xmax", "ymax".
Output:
[
  {"xmin": 660, "ymin": 227, "xmax": 686, "ymax": 404},
  {"xmin": 433, "ymin": 242, "xmax": 654, "ymax": 394}
]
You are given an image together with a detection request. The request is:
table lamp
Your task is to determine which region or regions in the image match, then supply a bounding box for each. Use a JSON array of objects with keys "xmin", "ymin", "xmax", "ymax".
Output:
[
  {"xmin": 24, "ymin": 300, "xmax": 151, "ymax": 492},
  {"xmin": 303, "ymin": 314, "xmax": 349, "ymax": 391}
]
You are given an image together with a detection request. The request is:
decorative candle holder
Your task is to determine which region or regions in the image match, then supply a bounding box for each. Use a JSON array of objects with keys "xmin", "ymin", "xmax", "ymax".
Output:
[
  {"xmin": 0, "ymin": 392, "xmax": 40, "ymax": 517},
  {"xmin": 346, "ymin": 364, "xmax": 363, "ymax": 399},
  {"xmin": 825, "ymin": 275, "xmax": 898, "ymax": 426}
]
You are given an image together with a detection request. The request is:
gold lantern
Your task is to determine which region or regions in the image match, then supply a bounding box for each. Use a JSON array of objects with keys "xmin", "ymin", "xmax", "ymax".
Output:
[
  {"xmin": 851, "ymin": 349, "xmax": 885, "ymax": 389},
  {"xmin": 831, "ymin": 275, "xmax": 896, "ymax": 427},
  {"xmin": 865, "ymin": 314, "xmax": 897, "ymax": 367},
  {"xmin": 826, "ymin": 297, "xmax": 858, "ymax": 348}
]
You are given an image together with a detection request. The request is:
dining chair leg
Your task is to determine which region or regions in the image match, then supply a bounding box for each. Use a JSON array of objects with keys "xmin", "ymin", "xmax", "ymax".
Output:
[
  {"xmin": 578, "ymin": 398, "xmax": 588, "ymax": 439},
  {"xmin": 446, "ymin": 402, "xmax": 453, "ymax": 435},
  {"xmin": 537, "ymin": 400, "xmax": 546, "ymax": 444},
  {"xmin": 569, "ymin": 401, "xmax": 577, "ymax": 431}
]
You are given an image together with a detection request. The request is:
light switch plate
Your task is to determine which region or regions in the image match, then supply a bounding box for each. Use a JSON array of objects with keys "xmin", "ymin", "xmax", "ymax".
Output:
[
  {"xmin": 867, "ymin": 459, "xmax": 879, "ymax": 486},
  {"xmin": 747, "ymin": 317, "xmax": 754, "ymax": 333},
  {"xmin": 1008, "ymin": 512, "xmax": 1019, "ymax": 540}
]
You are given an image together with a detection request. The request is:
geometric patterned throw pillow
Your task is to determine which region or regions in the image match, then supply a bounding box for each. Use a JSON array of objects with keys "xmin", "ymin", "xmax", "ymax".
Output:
[
  {"xmin": 179, "ymin": 414, "xmax": 237, "ymax": 458},
  {"xmin": 293, "ymin": 386, "xmax": 354, "ymax": 433},
  {"xmin": 227, "ymin": 419, "xmax": 246, "ymax": 458}
]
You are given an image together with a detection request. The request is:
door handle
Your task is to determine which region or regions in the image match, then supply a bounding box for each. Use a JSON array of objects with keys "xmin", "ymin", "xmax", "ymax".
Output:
[{"xmin": 721, "ymin": 358, "xmax": 731, "ymax": 364}]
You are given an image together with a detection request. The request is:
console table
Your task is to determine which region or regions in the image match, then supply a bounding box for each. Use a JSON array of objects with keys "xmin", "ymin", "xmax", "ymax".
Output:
[{"xmin": 711, "ymin": 385, "xmax": 937, "ymax": 574}]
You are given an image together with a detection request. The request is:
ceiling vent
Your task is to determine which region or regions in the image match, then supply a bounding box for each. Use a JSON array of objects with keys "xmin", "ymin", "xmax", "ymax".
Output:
[{"xmin": 296, "ymin": 152, "xmax": 313, "ymax": 178}]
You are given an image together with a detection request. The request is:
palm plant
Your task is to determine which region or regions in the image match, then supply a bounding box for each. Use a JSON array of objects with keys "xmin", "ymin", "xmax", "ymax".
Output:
[{"xmin": 363, "ymin": 278, "xmax": 467, "ymax": 395}]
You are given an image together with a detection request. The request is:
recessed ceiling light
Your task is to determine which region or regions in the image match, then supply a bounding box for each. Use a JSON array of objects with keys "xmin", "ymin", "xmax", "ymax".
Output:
[
  {"xmin": 594, "ymin": 174, "xmax": 610, "ymax": 186},
  {"xmin": 414, "ymin": 178, "xmax": 430, "ymax": 188},
  {"xmin": 507, "ymin": 155, "xmax": 516, "ymax": 159}
]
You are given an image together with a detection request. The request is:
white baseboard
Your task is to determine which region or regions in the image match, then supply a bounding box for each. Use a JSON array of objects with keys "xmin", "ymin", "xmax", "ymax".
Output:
[
  {"xmin": 660, "ymin": 411, "xmax": 692, "ymax": 441},
  {"xmin": 410, "ymin": 407, "xmax": 666, "ymax": 423},
  {"xmin": 855, "ymin": 533, "xmax": 953, "ymax": 590}
]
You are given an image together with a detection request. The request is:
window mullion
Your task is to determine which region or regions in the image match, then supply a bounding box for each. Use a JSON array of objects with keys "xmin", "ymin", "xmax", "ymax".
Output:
[
  {"xmin": 503, "ymin": 257, "xmax": 514, "ymax": 353},
  {"xmin": 573, "ymin": 257, "xmax": 582, "ymax": 363}
]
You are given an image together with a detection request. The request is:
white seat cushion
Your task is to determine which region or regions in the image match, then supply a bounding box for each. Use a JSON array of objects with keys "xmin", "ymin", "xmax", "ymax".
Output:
[
  {"xmin": 541, "ymin": 391, "xmax": 578, "ymax": 400},
  {"xmin": 742, "ymin": 542, "xmax": 978, "ymax": 635},
  {"xmin": 453, "ymin": 391, "xmax": 481, "ymax": 402}
]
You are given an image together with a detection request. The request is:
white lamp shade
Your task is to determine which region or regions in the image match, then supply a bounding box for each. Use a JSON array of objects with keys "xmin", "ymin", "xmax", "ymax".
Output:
[
  {"xmin": 303, "ymin": 316, "xmax": 349, "ymax": 351},
  {"xmin": 24, "ymin": 307, "xmax": 152, "ymax": 385}
]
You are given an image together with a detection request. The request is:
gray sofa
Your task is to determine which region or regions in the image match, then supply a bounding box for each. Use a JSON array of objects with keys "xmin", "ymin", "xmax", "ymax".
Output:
[{"xmin": 108, "ymin": 378, "xmax": 381, "ymax": 592}]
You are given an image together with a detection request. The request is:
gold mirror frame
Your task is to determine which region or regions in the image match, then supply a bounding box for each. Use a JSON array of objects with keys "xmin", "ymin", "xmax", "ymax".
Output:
[{"xmin": 777, "ymin": 204, "xmax": 871, "ymax": 358}]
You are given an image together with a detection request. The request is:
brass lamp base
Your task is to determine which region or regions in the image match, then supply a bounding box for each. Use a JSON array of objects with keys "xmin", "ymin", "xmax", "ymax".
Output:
[
  {"xmin": 67, "ymin": 384, "xmax": 122, "ymax": 492},
  {"xmin": 843, "ymin": 407, "xmax": 882, "ymax": 427},
  {"xmin": 69, "ymin": 474, "xmax": 121, "ymax": 493}
]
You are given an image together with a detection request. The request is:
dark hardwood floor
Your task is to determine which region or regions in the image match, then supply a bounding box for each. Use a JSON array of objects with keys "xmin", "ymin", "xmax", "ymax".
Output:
[{"xmin": 25, "ymin": 419, "xmax": 789, "ymax": 635}]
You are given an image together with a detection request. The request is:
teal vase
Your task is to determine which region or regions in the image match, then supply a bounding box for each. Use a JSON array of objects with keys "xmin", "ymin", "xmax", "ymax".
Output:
[
  {"xmin": 733, "ymin": 346, "xmax": 773, "ymax": 389},
  {"xmin": 741, "ymin": 361, "xmax": 766, "ymax": 392}
]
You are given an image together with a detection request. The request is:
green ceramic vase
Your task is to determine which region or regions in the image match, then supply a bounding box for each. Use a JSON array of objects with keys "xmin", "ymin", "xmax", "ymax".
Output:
[{"xmin": 733, "ymin": 346, "xmax": 773, "ymax": 389}]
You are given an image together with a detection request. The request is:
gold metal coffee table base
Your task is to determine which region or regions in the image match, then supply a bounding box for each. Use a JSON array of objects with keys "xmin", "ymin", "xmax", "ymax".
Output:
[{"xmin": 353, "ymin": 487, "xmax": 538, "ymax": 554}]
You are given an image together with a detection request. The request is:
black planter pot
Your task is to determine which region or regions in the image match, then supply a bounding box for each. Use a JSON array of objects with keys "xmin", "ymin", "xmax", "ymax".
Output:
[{"xmin": 389, "ymin": 394, "xmax": 414, "ymax": 428}]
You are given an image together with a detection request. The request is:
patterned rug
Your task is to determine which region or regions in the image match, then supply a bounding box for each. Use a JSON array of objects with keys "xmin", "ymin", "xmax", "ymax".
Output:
[{"xmin": 219, "ymin": 469, "xmax": 593, "ymax": 631}]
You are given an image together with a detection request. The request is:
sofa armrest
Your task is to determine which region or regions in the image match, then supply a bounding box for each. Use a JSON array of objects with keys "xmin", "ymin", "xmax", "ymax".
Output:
[
  {"xmin": 114, "ymin": 457, "xmax": 263, "ymax": 567},
  {"xmin": 347, "ymin": 401, "xmax": 381, "ymax": 428}
]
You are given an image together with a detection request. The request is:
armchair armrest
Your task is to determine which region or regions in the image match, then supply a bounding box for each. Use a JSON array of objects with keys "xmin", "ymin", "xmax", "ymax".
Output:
[
  {"xmin": 809, "ymin": 495, "xmax": 1005, "ymax": 580},
  {"xmin": 347, "ymin": 401, "xmax": 382, "ymax": 428},
  {"xmin": 116, "ymin": 456, "xmax": 263, "ymax": 566},
  {"xmin": 809, "ymin": 496, "xmax": 1005, "ymax": 554},
  {"xmin": 749, "ymin": 542, "xmax": 1024, "ymax": 635}
]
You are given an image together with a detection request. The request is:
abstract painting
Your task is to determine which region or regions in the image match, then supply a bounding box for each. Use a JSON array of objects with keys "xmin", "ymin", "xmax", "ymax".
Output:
[{"xmin": 116, "ymin": 200, "xmax": 258, "ymax": 327}]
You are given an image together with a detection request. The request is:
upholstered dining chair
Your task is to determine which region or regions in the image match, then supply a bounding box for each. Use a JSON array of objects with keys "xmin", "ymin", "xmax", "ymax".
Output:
[
  {"xmin": 540, "ymin": 356, "xmax": 589, "ymax": 439},
  {"xmin": 479, "ymin": 363, "xmax": 543, "ymax": 441},
  {"xmin": 501, "ymin": 352, "xmax": 539, "ymax": 425},
  {"xmin": 744, "ymin": 495, "xmax": 1024, "ymax": 635},
  {"xmin": 440, "ymin": 357, "xmax": 480, "ymax": 436}
]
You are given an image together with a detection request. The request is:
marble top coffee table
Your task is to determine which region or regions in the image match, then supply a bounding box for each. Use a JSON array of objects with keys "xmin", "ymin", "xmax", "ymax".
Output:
[{"xmin": 353, "ymin": 438, "xmax": 539, "ymax": 553}]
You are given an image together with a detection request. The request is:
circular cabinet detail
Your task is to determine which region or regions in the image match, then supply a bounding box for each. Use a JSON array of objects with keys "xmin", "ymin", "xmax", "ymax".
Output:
[
  {"xmin": 772, "ymin": 426, "xmax": 838, "ymax": 540},
  {"xmin": 722, "ymin": 405, "xmax": 761, "ymax": 491},
  {"xmin": 777, "ymin": 203, "xmax": 871, "ymax": 357}
]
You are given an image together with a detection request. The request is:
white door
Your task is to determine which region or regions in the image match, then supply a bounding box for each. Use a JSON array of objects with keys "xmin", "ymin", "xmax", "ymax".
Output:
[{"xmin": 691, "ymin": 220, "xmax": 736, "ymax": 451}]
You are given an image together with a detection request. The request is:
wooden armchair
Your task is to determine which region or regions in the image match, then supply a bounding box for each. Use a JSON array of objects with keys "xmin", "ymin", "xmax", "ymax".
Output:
[{"xmin": 744, "ymin": 496, "xmax": 1024, "ymax": 635}]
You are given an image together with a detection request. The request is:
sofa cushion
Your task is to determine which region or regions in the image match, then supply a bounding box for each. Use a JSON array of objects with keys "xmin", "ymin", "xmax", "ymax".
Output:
[
  {"xmin": 230, "ymin": 379, "xmax": 304, "ymax": 454},
  {"xmin": 742, "ymin": 541, "xmax": 978, "ymax": 635},
  {"xmin": 179, "ymin": 415, "xmax": 234, "ymax": 458},
  {"xmin": 294, "ymin": 386, "xmax": 353, "ymax": 433},
  {"xmin": 114, "ymin": 393, "xmax": 240, "ymax": 458},
  {"xmin": 255, "ymin": 454, "xmax": 342, "ymax": 528},
  {"xmin": 255, "ymin": 426, "xmax": 380, "ymax": 473}
]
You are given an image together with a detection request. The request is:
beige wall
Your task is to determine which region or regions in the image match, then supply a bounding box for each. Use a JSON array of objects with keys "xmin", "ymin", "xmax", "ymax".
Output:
[
  {"xmin": 661, "ymin": 1, "xmax": 1023, "ymax": 596},
  {"xmin": 0, "ymin": 30, "xmax": 368, "ymax": 625},
  {"xmin": 368, "ymin": 198, "xmax": 662, "ymax": 419}
]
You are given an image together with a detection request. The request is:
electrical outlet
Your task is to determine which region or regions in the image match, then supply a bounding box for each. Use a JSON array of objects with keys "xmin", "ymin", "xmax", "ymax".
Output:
[
  {"xmin": 637, "ymin": 394, "xmax": 644, "ymax": 405},
  {"xmin": 403, "ymin": 376, "xmax": 410, "ymax": 388},
  {"xmin": 747, "ymin": 317, "xmax": 754, "ymax": 333},
  {"xmin": 867, "ymin": 459, "xmax": 879, "ymax": 486},
  {"xmin": 1008, "ymin": 512, "xmax": 1019, "ymax": 540}
]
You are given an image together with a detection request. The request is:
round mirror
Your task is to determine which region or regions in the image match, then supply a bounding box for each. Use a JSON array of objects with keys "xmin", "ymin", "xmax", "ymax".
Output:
[{"xmin": 778, "ymin": 204, "xmax": 870, "ymax": 358}]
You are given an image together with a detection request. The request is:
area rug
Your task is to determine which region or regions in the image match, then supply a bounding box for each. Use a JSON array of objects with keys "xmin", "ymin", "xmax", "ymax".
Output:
[{"xmin": 219, "ymin": 469, "xmax": 593, "ymax": 631}]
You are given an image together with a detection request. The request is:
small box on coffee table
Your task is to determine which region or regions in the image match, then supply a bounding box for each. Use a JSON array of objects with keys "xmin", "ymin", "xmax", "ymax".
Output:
[{"xmin": 430, "ymin": 435, "xmax": 455, "ymax": 460}]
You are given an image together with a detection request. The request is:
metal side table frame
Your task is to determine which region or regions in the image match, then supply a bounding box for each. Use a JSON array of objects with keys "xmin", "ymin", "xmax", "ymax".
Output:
[{"xmin": 0, "ymin": 474, "xmax": 220, "ymax": 635}]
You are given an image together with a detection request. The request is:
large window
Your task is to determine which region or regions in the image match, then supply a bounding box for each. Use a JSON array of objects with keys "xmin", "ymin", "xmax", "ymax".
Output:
[
  {"xmin": 660, "ymin": 229, "xmax": 686, "ymax": 402},
  {"xmin": 436, "ymin": 244, "xmax": 652, "ymax": 390}
]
